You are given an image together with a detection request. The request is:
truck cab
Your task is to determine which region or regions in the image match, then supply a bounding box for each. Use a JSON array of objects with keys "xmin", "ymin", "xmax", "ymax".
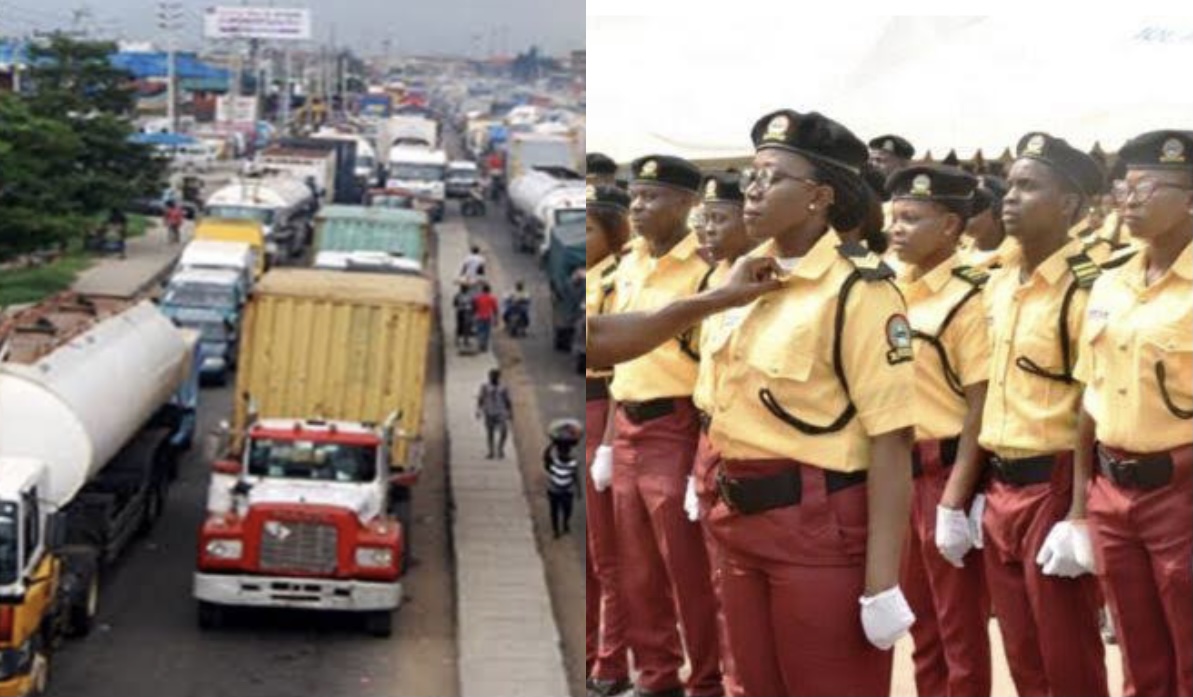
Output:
[
  {"xmin": 385, "ymin": 147, "xmax": 447, "ymax": 222},
  {"xmin": 544, "ymin": 210, "xmax": 586, "ymax": 352},
  {"xmin": 195, "ymin": 418, "xmax": 406, "ymax": 637},
  {"xmin": 160, "ymin": 269, "xmax": 244, "ymax": 386}
]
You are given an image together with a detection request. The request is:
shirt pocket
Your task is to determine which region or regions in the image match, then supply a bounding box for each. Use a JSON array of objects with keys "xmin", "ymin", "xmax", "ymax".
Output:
[
  {"xmin": 746, "ymin": 346, "xmax": 823, "ymax": 425},
  {"xmin": 1140, "ymin": 325, "xmax": 1193, "ymax": 411}
]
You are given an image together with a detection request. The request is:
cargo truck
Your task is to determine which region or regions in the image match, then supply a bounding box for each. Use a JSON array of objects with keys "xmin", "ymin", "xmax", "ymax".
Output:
[
  {"xmin": 312, "ymin": 205, "xmax": 429, "ymax": 273},
  {"xmin": 0, "ymin": 295, "xmax": 199, "ymax": 696},
  {"xmin": 194, "ymin": 269, "xmax": 433, "ymax": 637}
]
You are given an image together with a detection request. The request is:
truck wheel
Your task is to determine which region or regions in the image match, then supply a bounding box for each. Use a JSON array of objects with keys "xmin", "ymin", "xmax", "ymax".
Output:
[
  {"xmin": 391, "ymin": 488, "xmax": 413, "ymax": 575},
  {"xmin": 197, "ymin": 601, "xmax": 225, "ymax": 631},
  {"xmin": 67, "ymin": 566, "xmax": 100, "ymax": 638},
  {"xmin": 139, "ymin": 476, "xmax": 168, "ymax": 534},
  {"xmin": 364, "ymin": 611, "xmax": 392, "ymax": 638}
]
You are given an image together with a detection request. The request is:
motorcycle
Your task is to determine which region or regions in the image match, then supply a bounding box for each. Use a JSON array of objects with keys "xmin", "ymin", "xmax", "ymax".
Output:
[{"xmin": 504, "ymin": 297, "xmax": 530, "ymax": 338}]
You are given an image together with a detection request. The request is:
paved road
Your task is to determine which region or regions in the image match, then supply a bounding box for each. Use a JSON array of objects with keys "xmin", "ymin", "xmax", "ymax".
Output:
[{"xmin": 46, "ymin": 227, "xmax": 459, "ymax": 697}]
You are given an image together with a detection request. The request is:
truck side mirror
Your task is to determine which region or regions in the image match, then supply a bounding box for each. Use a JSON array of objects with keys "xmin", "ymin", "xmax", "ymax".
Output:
[{"xmin": 46, "ymin": 511, "xmax": 69, "ymax": 552}]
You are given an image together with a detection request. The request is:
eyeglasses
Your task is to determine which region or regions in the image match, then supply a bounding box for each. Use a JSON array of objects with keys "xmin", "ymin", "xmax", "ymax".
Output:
[
  {"xmin": 1111, "ymin": 179, "xmax": 1190, "ymax": 205},
  {"xmin": 739, "ymin": 167, "xmax": 820, "ymax": 195}
]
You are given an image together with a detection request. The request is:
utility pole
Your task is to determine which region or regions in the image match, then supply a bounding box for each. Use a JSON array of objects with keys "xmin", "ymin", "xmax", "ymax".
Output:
[{"xmin": 157, "ymin": 1, "xmax": 184, "ymax": 133}]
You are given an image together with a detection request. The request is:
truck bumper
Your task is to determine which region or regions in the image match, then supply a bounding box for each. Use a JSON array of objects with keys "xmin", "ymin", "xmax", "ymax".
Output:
[{"xmin": 194, "ymin": 572, "xmax": 402, "ymax": 612}]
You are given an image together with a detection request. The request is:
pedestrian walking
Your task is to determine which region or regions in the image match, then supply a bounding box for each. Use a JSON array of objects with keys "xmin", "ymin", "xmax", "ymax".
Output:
[
  {"xmin": 471, "ymin": 283, "xmax": 500, "ymax": 352},
  {"xmin": 164, "ymin": 200, "xmax": 185, "ymax": 245},
  {"xmin": 544, "ymin": 420, "xmax": 581, "ymax": 539},
  {"xmin": 476, "ymin": 369, "xmax": 512, "ymax": 459}
]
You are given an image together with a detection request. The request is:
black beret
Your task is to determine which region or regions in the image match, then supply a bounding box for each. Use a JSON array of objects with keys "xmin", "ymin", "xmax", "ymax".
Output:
[
  {"xmin": 586, "ymin": 184, "xmax": 630, "ymax": 213},
  {"xmin": 750, "ymin": 110, "xmax": 869, "ymax": 175},
  {"xmin": 972, "ymin": 175, "xmax": 1008, "ymax": 216},
  {"xmin": 586, "ymin": 152, "xmax": 617, "ymax": 176},
  {"xmin": 1015, "ymin": 132, "xmax": 1105, "ymax": 197},
  {"xmin": 888, "ymin": 165, "xmax": 977, "ymax": 218},
  {"xmin": 629, "ymin": 154, "xmax": 702, "ymax": 192},
  {"xmin": 700, "ymin": 171, "xmax": 744, "ymax": 205},
  {"xmin": 868, "ymin": 134, "xmax": 916, "ymax": 160},
  {"xmin": 1117, "ymin": 130, "xmax": 1193, "ymax": 172}
]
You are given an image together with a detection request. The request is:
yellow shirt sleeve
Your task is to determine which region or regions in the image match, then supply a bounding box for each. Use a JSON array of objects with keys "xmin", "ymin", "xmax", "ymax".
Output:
[
  {"xmin": 952, "ymin": 293, "xmax": 992, "ymax": 388},
  {"xmin": 841, "ymin": 281, "xmax": 916, "ymax": 436}
]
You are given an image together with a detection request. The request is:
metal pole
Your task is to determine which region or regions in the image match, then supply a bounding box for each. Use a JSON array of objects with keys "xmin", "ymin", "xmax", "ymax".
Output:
[{"xmin": 279, "ymin": 47, "xmax": 290, "ymax": 130}]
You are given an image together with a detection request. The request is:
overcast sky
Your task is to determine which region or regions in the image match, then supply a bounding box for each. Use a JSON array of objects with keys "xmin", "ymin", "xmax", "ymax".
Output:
[{"xmin": 0, "ymin": 0, "xmax": 584, "ymax": 56}]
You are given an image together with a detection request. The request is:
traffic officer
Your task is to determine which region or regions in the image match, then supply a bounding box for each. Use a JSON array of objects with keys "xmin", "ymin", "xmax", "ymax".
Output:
[
  {"xmin": 704, "ymin": 110, "xmax": 916, "ymax": 696},
  {"xmin": 1074, "ymin": 130, "xmax": 1193, "ymax": 697},
  {"xmin": 588, "ymin": 152, "xmax": 619, "ymax": 188},
  {"xmin": 962, "ymin": 175, "xmax": 1019, "ymax": 269},
  {"xmin": 979, "ymin": 131, "xmax": 1109, "ymax": 697},
  {"xmin": 887, "ymin": 165, "xmax": 992, "ymax": 697},
  {"xmin": 609, "ymin": 155, "xmax": 722, "ymax": 697},
  {"xmin": 584, "ymin": 184, "xmax": 632, "ymax": 697}
]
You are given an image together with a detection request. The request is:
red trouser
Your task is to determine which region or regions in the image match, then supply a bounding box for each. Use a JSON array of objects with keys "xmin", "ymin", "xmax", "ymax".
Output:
[
  {"xmin": 981, "ymin": 452, "xmax": 1108, "ymax": 697},
  {"xmin": 1088, "ymin": 444, "xmax": 1193, "ymax": 697},
  {"xmin": 614, "ymin": 399, "xmax": 722, "ymax": 696},
  {"xmin": 707, "ymin": 456, "xmax": 892, "ymax": 697},
  {"xmin": 585, "ymin": 397, "xmax": 629, "ymax": 683},
  {"xmin": 900, "ymin": 440, "xmax": 991, "ymax": 697},
  {"xmin": 694, "ymin": 429, "xmax": 741, "ymax": 697}
]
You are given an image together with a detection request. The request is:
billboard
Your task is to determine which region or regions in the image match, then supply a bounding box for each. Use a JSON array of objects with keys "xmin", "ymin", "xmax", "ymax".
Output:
[
  {"xmin": 215, "ymin": 95, "xmax": 259, "ymax": 125},
  {"xmin": 203, "ymin": 7, "xmax": 312, "ymax": 41}
]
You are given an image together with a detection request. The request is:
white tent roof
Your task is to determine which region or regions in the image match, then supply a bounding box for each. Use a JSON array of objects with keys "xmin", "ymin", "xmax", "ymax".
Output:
[{"xmin": 588, "ymin": 16, "xmax": 1193, "ymax": 163}]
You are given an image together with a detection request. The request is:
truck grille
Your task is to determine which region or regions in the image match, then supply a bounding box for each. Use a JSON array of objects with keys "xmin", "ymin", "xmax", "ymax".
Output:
[{"xmin": 258, "ymin": 519, "xmax": 339, "ymax": 575}]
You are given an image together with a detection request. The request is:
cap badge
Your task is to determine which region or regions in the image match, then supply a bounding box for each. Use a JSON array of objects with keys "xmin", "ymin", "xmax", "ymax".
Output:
[
  {"xmin": 1160, "ymin": 137, "xmax": 1186, "ymax": 164},
  {"xmin": 705, "ymin": 180, "xmax": 718, "ymax": 200},
  {"xmin": 640, "ymin": 160, "xmax": 659, "ymax": 179},
  {"xmin": 586, "ymin": 184, "xmax": 597, "ymax": 202},
  {"xmin": 911, "ymin": 174, "xmax": 933, "ymax": 197},
  {"xmin": 1025, "ymin": 134, "xmax": 1046, "ymax": 156},
  {"xmin": 764, "ymin": 114, "xmax": 790, "ymax": 142},
  {"xmin": 883, "ymin": 139, "xmax": 896, "ymax": 153}
]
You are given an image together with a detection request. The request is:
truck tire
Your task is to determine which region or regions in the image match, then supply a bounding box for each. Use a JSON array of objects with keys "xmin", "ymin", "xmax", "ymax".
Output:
[
  {"xmin": 66, "ymin": 559, "xmax": 100, "ymax": 638},
  {"xmin": 390, "ymin": 487, "xmax": 413, "ymax": 576},
  {"xmin": 197, "ymin": 601, "xmax": 225, "ymax": 631},
  {"xmin": 139, "ymin": 475, "xmax": 168, "ymax": 536},
  {"xmin": 364, "ymin": 611, "xmax": 393, "ymax": 638}
]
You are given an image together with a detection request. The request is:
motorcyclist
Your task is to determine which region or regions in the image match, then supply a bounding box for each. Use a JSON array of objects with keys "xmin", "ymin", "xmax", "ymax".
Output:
[{"xmin": 503, "ymin": 281, "xmax": 531, "ymax": 336}]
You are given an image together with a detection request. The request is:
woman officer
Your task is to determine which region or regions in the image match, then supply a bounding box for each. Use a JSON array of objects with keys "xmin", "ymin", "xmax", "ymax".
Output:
[
  {"xmin": 1074, "ymin": 130, "xmax": 1193, "ymax": 697},
  {"xmin": 701, "ymin": 110, "xmax": 916, "ymax": 696},
  {"xmin": 582, "ymin": 184, "xmax": 632, "ymax": 697},
  {"xmin": 886, "ymin": 165, "xmax": 993, "ymax": 697}
]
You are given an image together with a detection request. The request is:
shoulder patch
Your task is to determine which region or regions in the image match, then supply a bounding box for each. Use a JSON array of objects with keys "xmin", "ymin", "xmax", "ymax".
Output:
[
  {"xmin": 1099, "ymin": 246, "xmax": 1138, "ymax": 271},
  {"xmin": 951, "ymin": 265, "xmax": 989, "ymax": 287},
  {"xmin": 884, "ymin": 314, "xmax": 914, "ymax": 365},
  {"xmin": 837, "ymin": 240, "xmax": 895, "ymax": 281},
  {"xmin": 1065, "ymin": 252, "xmax": 1101, "ymax": 289}
]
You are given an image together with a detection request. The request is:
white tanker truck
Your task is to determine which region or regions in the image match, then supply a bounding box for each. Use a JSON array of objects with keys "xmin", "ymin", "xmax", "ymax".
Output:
[{"xmin": 0, "ymin": 295, "xmax": 199, "ymax": 695}]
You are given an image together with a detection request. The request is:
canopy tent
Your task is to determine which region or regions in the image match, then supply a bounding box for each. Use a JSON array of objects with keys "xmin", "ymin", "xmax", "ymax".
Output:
[
  {"xmin": 588, "ymin": 16, "xmax": 1193, "ymax": 163},
  {"xmin": 129, "ymin": 132, "xmax": 199, "ymax": 146}
]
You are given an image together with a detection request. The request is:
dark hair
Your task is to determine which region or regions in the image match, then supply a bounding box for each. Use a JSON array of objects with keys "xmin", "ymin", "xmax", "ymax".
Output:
[
  {"xmin": 589, "ymin": 207, "xmax": 631, "ymax": 251},
  {"xmin": 858, "ymin": 185, "xmax": 888, "ymax": 254},
  {"xmin": 810, "ymin": 162, "xmax": 869, "ymax": 236}
]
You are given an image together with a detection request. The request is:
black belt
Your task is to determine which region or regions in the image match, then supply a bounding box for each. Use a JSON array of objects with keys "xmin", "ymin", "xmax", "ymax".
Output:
[
  {"xmin": 697, "ymin": 410, "xmax": 712, "ymax": 434},
  {"xmin": 988, "ymin": 453, "xmax": 1058, "ymax": 487},
  {"xmin": 912, "ymin": 437, "xmax": 960, "ymax": 478},
  {"xmin": 620, "ymin": 398, "xmax": 676, "ymax": 425},
  {"xmin": 1097, "ymin": 444, "xmax": 1179, "ymax": 491},
  {"xmin": 716, "ymin": 467, "xmax": 868, "ymax": 516},
  {"xmin": 586, "ymin": 378, "xmax": 609, "ymax": 402}
]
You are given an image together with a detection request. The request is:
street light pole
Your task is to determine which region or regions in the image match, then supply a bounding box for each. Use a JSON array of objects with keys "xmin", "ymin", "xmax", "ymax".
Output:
[{"xmin": 157, "ymin": 1, "xmax": 184, "ymax": 132}]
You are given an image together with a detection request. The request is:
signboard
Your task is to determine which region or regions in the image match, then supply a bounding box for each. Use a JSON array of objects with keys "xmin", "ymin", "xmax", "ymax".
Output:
[
  {"xmin": 203, "ymin": 7, "xmax": 312, "ymax": 41},
  {"xmin": 216, "ymin": 95, "xmax": 259, "ymax": 125}
]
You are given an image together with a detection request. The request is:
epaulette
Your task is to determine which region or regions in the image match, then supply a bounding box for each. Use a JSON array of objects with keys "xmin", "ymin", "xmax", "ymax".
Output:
[
  {"xmin": 1099, "ymin": 245, "xmax": 1138, "ymax": 271},
  {"xmin": 951, "ymin": 265, "xmax": 990, "ymax": 287},
  {"xmin": 600, "ymin": 258, "xmax": 619, "ymax": 278},
  {"xmin": 1065, "ymin": 252, "xmax": 1101, "ymax": 289},
  {"xmin": 837, "ymin": 240, "xmax": 895, "ymax": 281}
]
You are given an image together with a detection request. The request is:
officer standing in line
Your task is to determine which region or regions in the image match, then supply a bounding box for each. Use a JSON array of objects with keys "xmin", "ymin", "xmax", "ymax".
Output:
[
  {"xmin": 703, "ymin": 110, "xmax": 916, "ymax": 696},
  {"xmin": 588, "ymin": 152, "xmax": 620, "ymax": 188},
  {"xmin": 608, "ymin": 155, "xmax": 723, "ymax": 697},
  {"xmin": 886, "ymin": 165, "xmax": 993, "ymax": 697},
  {"xmin": 978, "ymin": 132, "xmax": 1109, "ymax": 697},
  {"xmin": 869, "ymin": 134, "xmax": 917, "ymax": 183},
  {"xmin": 583, "ymin": 184, "xmax": 633, "ymax": 697},
  {"xmin": 1074, "ymin": 130, "xmax": 1193, "ymax": 697}
]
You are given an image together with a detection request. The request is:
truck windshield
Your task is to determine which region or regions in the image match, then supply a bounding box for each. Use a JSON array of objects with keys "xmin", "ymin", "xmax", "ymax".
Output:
[
  {"xmin": 247, "ymin": 438, "xmax": 377, "ymax": 483},
  {"xmin": 555, "ymin": 209, "xmax": 585, "ymax": 227},
  {"xmin": 207, "ymin": 206, "xmax": 275, "ymax": 225},
  {"xmin": 165, "ymin": 283, "xmax": 236, "ymax": 308},
  {"xmin": 0, "ymin": 504, "xmax": 17, "ymax": 586},
  {"xmin": 389, "ymin": 164, "xmax": 445, "ymax": 181},
  {"xmin": 194, "ymin": 320, "xmax": 229, "ymax": 342}
]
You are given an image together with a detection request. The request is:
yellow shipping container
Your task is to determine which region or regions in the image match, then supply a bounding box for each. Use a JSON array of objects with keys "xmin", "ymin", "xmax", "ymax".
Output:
[{"xmin": 231, "ymin": 269, "xmax": 433, "ymax": 475}]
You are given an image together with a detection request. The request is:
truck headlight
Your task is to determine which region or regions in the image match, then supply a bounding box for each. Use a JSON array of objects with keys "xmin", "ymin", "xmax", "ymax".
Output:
[
  {"xmin": 205, "ymin": 539, "xmax": 243, "ymax": 560},
  {"xmin": 354, "ymin": 546, "xmax": 394, "ymax": 568}
]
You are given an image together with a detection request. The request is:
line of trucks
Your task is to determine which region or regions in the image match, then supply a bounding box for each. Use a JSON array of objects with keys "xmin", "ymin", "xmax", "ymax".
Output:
[{"xmin": 0, "ymin": 201, "xmax": 435, "ymax": 693}]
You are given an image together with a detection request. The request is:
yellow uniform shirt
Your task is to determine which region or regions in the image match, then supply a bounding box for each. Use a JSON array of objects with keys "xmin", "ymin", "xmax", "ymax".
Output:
[
  {"xmin": 962, "ymin": 235, "xmax": 1020, "ymax": 271},
  {"xmin": 608, "ymin": 233, "xmax": 709, "ymax": 402},
  {"xmin": 707, "ymin": 231, "xmax": 915, "ymax": 472},
  {"xmin": 1074, "ymin": 241, "xmax": 1193, "ymax": 452},
  {"xmin": 692, "ymin": 260, "xmax": 731, "ymax": 414},
  {"xmin": 585, "ymin": 256, "xmax": 619, "ymax": 380},
  {"xmin": 979, "ymin": 237, "xmax": 1096, "ymax": 458},
  {"xmin": 899, "ymin": 255, "xmax": 992, "ymax": 441}
]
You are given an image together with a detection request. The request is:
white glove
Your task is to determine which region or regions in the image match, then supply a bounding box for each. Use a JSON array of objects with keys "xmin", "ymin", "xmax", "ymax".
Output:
[
  {"xmin": 1035, "ymin": 521, "xmax": 1094, "ymax": 578},
  {"xmin": 968, "ymin": 494, "xmax": 987, "ymax": 549},
  {"xmin": 683, "ymin": 476, "xmax": 699, "ymax": 522},
  {"xmin": 859, "ymin": 586, "xmax": 916, "ymax": 650},
  {"xmin": 591, "ymin": 445, "xmax": 613, "ymax": 493},
  {"xmin": 935, "ymin": 506, "xmax": 973, "ymax": 568}
]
